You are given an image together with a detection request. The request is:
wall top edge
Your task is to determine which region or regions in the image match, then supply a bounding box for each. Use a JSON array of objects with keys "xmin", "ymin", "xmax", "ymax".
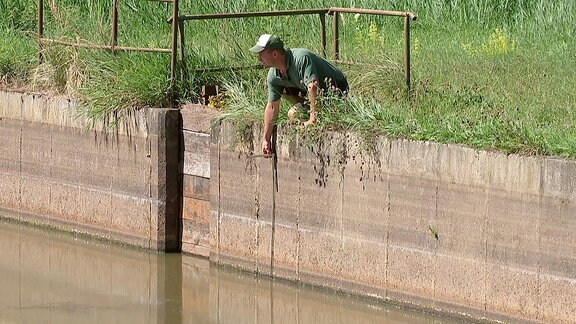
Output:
[{"xmin": 0, "ymin": 90, "xmax": 174, "ymax": 137}]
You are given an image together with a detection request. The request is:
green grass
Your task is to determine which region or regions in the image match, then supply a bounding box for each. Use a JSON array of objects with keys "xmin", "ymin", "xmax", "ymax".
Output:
[
  {"xmin": 0, "ymin": 29, "xmax": 36, "ymax": 87},
  {"xmin": 1, "ymin": 0, "xmax": 575, "ymax": 157}
]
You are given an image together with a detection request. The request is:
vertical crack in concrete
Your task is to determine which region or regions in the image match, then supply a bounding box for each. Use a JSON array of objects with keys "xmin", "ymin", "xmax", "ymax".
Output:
[
  {"xmin": 482, "ymin": 154, "xmax": 491, "ymax": 314},
  {"xmin": 340, "ymin": 138, "xmax": 346, "ymax": 251},
  {"xmin": 49, "ymin": 109, "xmax": 53, "ymax": 230},
  {"xmin": 254, "ymin": 157, "xmax": 261, "ymax": 273},
  {"xmin": 431, "ymin": 146, "xmax": 441, "ymax": 298},
  {"xmin": 216, "ymin": 131, "xmax": 222, "ymax": 261},
  {"xmin": 296, "ymin": 171, "xmax": 301, "ymax": 279},
  {"xmin": 384, "ymin": 140, "xmax": 392, "ymax": 298},
  {"xmin": 18, "ymin": 94, "xmax": 23, "ymax": 219},
  {"xmin": 18, "ymin": 94, "xmax": 23, "ymax": 310},
  {"xmin": 147, "ymin": 118, "xmax": 152, "ymax": 250},
  {"xmin": 432, "ymin": 182, "xmax": 439, "ymax": 296},
  {"xmin": 536, "ymin": 158, "xmax": 544, "ymax": 320}
]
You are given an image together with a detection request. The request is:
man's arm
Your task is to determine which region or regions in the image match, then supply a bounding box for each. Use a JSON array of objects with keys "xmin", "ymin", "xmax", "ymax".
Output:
[
  {"xmin": 303, "ymin": 80, "xmax": 319, "ymax": 126},
  {"xmin": 262, "ymin": 100, "xmax": 280, "ymax": 154}
]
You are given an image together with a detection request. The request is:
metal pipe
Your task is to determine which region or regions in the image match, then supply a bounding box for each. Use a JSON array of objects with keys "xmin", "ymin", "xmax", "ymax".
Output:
[
  {"xmin": 178, "ymin": 18, "xmax": 189, "ymax": 91},
  {"xmin": 176, "ymin": 8, "xmax": 329, "ymax": 22},
  {"xmin": 270, "ymin": 126, "xmax": 278, "ymax": 274},
  {"xmin": 190, "ymin": 64, "xmax": 261, "ymax": 73},
  {"xmin": 332, "ymin": 11, "xmax": 339, "ymax": 61},
  {"xmin": 178, "ymin": 19, "xmax": 185, "ymax": 61},
  {"xmin": 39, "ymin": 38, "xmax": 172, "ymax": 53},
  {"xmin": 329, "ymin": 7, "xmax": 416, "ymax": 20},
  {"xmin": 38, "ymin": 0, "xmax": 44, "ymax": 63},
  {"xmin": 319, "ymin": 14, "xmax": 326, "ymax": 58},
  {"xmin": 333, "ymin": 60, "xmax": 397, "ymax": 68},
  {"xmin": 111, "ymin": 0, "xmax": 118, "ymax": 53},
  {"xmin": 170, "ymin": 0, "xmax": 179, "ymax": 105},
  {"xmin": 404, "ymin": 15, "xmax": 411, "ymax": 92}
]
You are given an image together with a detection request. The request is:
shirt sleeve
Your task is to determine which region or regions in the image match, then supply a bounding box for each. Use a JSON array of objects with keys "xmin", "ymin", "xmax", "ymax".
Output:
[{"xmin": 267, "ymin": 69, "xmax": 283, "ymax": 102}]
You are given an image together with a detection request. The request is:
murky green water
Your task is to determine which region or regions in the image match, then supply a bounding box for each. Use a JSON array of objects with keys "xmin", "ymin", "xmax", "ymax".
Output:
[{"xmin": 0, "ymin": 219, "xmax": 470, "ymax": 323}]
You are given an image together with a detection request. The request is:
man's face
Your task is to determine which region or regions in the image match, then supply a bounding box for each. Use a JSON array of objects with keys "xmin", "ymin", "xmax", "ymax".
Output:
[{"xmin": 258, "ymin": 48, "xmax": 275, "ymax": 67}]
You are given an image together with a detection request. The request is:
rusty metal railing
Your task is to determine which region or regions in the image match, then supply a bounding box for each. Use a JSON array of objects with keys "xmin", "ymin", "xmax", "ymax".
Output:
[
  {"xmin": 37, "ymin": 0, "xmax": 180, "ymax": 101},
  {"xmin": 329, "ymin": 8, "xmax": 417, "ymax": 91},
  {"xmin": 176, "ymin": 7, "xmax": 417, "ymax": 91},
  {"xmin": 36, "ymin": 3, "xmax": 417, "ymax": 101}
]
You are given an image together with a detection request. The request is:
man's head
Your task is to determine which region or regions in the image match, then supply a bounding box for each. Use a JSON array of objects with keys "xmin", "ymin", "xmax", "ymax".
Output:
[
  {"xmin": 251, "ymin": 34, "xmax": 286, "ymax": 68},
  {"xmin": 249, "ymin": 34, "xmax": 284, "ymax": 54}
]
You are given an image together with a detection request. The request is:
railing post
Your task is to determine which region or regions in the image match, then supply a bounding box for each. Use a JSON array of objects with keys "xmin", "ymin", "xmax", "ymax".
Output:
[
  {"xmin": 319, "ymin": 13, "xmax": 327, "ymax": 58},
  {"xmin": 178, "ymin": 20, "xmax": 185, "ymax": 60},
  {"xmin": 38, "ymin": 0, "xmax": 44, "ymax": 63},
  {"xmin": 170, "ymin": 0, "xmax": 179, "ymax": 105},
  {"xmin": 111, "ymin": 0, "xmax": 118, "ymax": 54},
  {"xmin": 404, "ymin": 14, "xmax": 411, "ymax": 93},
  {"xmin": 332, "ymin": 11, "xmax": 339, "ymax": 60},
  {"xmin": 178, "ymin": 18, "xmax": 190, "ymax": 92}
]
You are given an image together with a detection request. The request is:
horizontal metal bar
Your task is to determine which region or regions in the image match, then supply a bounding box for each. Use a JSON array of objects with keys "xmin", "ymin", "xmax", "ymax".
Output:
[
  {"xmin": 333, "ymin": 59, "xmax": 399, "ymax": 69},
  {"xmin": 329, "ymin": 7, "xmax": 417, "ymax": 20},
  {"xmin": 39, "ymin": 38, "xmax": 172, "ymax": 53},
  {"xmin": 191, "ymin": 60, "xmax": 396, "ymax": 73},
  {"xmin": 190, "ymin": 64, "xmax": 262, "ymax": 73},
  {"xmin": 177, "ymin": 8, "xmax": 329, "ymax": 22},
  {"xmin": 175, "ymin": 8, "xmax": 415, "ymax": 23}
]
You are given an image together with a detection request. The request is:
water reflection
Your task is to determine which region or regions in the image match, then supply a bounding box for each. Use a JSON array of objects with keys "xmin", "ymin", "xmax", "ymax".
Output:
[{"xmin": 0, "ymin": 219, "xmax": 466, "ymax": 323}]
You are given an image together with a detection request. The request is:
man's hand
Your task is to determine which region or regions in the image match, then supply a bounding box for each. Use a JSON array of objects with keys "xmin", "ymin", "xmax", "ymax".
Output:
[
  {"xmin": 302, "ymin": 117, "xmax": 316, "ymax": 127},
  {"xmin": 262, "ymin": 139, "xmax": 273, "ymax": 155},
  {"xmin": 262, "ymin": 101, "xmax": 280, "ymax": 156}
]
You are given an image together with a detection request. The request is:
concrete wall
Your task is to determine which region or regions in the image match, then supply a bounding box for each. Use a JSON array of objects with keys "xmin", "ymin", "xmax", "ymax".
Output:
[
  {"xmin": 0, "ymin": 91, "xmax": 180, "ymax": 251},
  {"xmin": 210, "ymin": 121, "xmax": 576, "ymax": 323},
  {"xmin": 2, "ymin": 88, "xmax": 575, "ymax": 322}
]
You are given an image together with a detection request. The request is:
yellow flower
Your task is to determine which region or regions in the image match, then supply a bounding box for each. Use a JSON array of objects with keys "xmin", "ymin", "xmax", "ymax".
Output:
[
  {"xmin": 413, "ymin": 37, "xmax": 420, "ymax": 54},
  {"xmin": 462, "ymin": 28, "xmax": 516, "ymax": 57},
  {"xmin": 482, "ymin": 28, "xmax": 516, "ymax": 55}
]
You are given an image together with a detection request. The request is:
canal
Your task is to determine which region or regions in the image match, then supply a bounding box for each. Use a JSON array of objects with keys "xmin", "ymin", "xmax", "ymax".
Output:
[{"xmin": 0, "ymin": 219, "xmax": 472, "ymax": 323}]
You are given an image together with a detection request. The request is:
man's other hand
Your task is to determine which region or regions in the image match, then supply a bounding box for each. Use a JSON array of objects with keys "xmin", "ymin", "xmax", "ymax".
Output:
[{"xmin": 262, "ymin": 139, "xmax": 273, "ymax": 155}]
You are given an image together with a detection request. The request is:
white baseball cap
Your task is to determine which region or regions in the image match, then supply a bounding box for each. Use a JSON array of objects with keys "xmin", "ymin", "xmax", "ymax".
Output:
[{"xmin": 249, "ymin": 34, "xmax": 284, "ymax": 53}]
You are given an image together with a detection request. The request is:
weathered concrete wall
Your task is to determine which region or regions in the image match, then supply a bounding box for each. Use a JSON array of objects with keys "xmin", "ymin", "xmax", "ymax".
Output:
[
  {"xmin": 180, "ymin": 104, "xmax": 217, "ymax": 257},
  {"xmin": 3, "ymin": 88, "xmax": 574, "ymax": 322},
  {"xmin": 0, "ymin": 91, "xmax": 180, "ymax": 251},
  {"xmin": 210, "ymin": 121, "xmax": 576, "ymax": 323}
]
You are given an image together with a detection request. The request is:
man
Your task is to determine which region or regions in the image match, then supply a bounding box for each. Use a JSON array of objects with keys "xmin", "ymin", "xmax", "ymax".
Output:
[{"xmin": 249, "ymin": 34, "xmax": 349, "ymax": 155}]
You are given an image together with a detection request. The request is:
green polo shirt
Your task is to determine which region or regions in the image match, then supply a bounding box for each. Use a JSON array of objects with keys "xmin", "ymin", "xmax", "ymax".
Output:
[{"xmin": 267, "ymin": 48, "xmax": 348, "ymax": 102}]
